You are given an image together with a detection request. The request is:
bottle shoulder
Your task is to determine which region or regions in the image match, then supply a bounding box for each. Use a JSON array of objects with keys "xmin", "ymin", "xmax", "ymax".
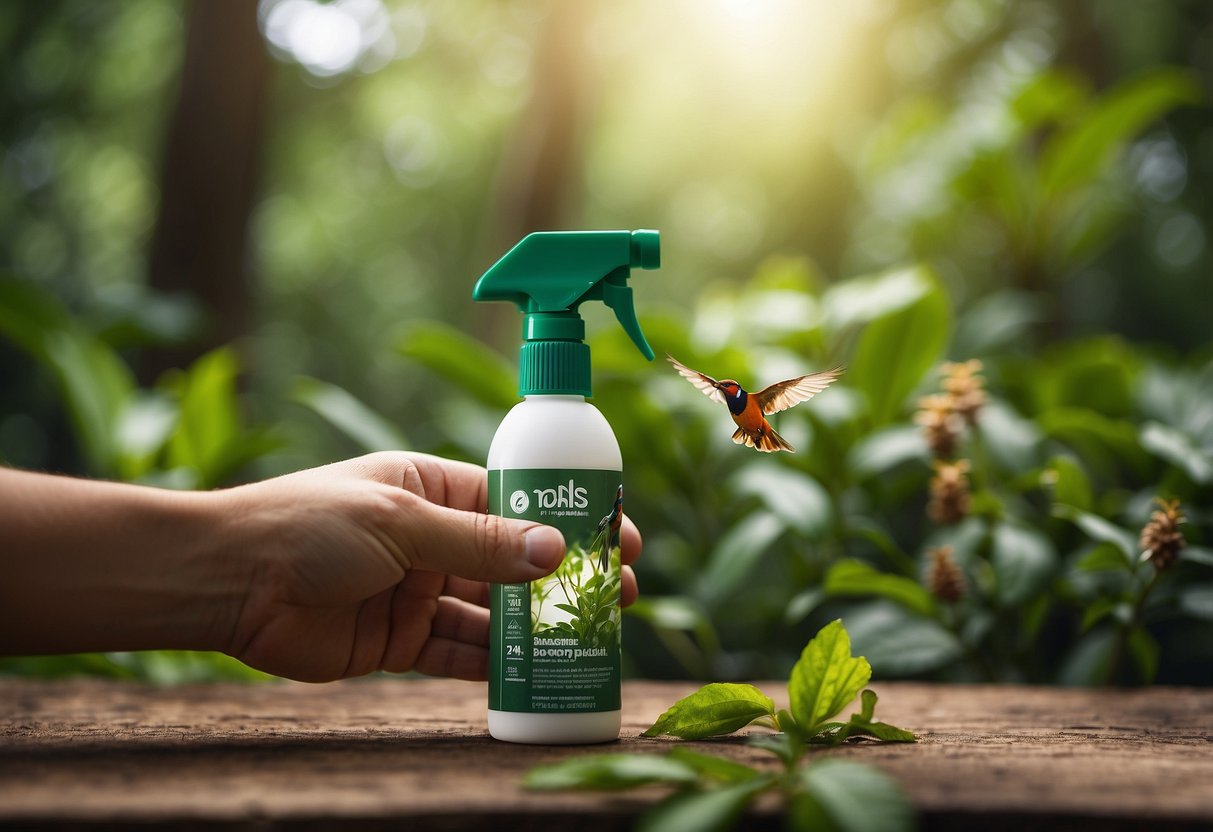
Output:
[{"xmin": 487, "ymin": 396, "xmax": 621, "ymax": 470}]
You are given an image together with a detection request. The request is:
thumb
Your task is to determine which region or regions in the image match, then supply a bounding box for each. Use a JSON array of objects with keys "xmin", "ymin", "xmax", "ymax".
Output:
[{"xmin": 395, "ymin": 497, "xmax": 566, "ymax": 584}]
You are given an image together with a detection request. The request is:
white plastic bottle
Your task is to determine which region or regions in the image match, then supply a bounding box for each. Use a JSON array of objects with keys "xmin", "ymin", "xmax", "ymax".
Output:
[
  {"xmin": 472, "ymin": 229, "xmax": 660, "ymax": 744},
  {"xmin": 486, "ymin": 395, "xmax": 623, "ymax": 744}
]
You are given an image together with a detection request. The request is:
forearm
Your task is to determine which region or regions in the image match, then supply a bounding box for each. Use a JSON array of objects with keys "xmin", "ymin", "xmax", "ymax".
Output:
[{"xmin": 0, "ymin": 468, "xmax": 248, "ymax": 656}]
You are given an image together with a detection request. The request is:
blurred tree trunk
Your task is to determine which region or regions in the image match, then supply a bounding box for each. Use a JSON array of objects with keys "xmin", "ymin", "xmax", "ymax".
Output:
[
  {"xmin": 478, "ymin": 2, "xmax": 592, "ymax": 345},
  {"xmin": 142, "ymin": 0, "xmax": 270, "ymax": 381},
  {"xmin": 490, "ymin": 3, "xmax": 590, "ymax": 243}
]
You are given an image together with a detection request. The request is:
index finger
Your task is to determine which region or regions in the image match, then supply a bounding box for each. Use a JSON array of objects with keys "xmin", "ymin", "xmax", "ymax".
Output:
[{"xmin": 342, "ymin": 452, "xmax": 490, "ymax": 513}]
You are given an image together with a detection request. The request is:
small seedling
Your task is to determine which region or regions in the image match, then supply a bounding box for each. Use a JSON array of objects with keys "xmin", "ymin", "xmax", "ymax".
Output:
[{"xmin": 527, "ymin": 620, "xmax": 918, "ymax": 832}]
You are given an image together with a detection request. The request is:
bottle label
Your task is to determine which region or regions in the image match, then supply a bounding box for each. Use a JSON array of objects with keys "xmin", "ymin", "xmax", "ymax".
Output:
[{"xmin": 488, "ymin": 468, "xmax": 622, "ymax": 713}]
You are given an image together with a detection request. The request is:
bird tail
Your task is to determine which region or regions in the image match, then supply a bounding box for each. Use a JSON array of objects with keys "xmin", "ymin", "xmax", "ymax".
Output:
[{"xmin": 732, "ymin": 425, "xmax": 794, "ymax": 453}]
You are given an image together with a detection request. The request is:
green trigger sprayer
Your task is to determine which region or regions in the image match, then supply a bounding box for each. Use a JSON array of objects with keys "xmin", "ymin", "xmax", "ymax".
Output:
[{"xmin": 473, "ymin": 229, "xmax": 659, "ymax": 395}]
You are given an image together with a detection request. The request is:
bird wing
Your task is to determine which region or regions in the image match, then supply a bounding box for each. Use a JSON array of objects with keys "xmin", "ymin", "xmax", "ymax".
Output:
[
  {"xmin": 755, "ymin": 367, "xmax": 844, "ymax": 415},
  {"xmin": 666, "ymin": 354, "xmax": 725, "ymax": 405}
]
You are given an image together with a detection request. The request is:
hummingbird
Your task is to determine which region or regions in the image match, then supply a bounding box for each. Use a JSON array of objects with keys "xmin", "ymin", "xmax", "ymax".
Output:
[
  {"xmin": 591, "ymin": 484, "xmax": 624, "ymax": 572},
  {"xmin": 667, "ymin": 354, "xmax": 844, "ymax": 453}
]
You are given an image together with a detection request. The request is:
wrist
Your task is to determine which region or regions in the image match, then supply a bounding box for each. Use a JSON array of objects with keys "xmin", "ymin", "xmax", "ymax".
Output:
[
  {"xmin": 161, "ymin": 487, "xmax": 257, "ymax": 654},
  {"xmin": 0, "ymin": 470, "xmax": 253, "ymax": 656}
]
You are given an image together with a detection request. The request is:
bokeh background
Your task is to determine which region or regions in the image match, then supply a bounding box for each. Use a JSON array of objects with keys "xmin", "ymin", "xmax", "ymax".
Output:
[{"xmin": 1, "ymin": 0, "xmax": 1210, "ymax": 685}]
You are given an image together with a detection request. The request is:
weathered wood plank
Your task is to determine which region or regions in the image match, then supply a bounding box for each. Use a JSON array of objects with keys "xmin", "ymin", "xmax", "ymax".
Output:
[{"xmin": 1, "ymin": 679, "xmax": 1211, "ymax": 830}]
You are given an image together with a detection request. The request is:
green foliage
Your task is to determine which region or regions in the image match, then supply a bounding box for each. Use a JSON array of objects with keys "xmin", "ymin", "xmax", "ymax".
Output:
[
  {"xmin": 530, "ymin": 621, "xmax": 916, "ymax": 832},
  {"xmin": 292, "ymin": 376, "xmax": 410, "ymax": 453},
  {"xmin": 0, "ymin": 277, "xmax": 280, "ymax": 682},
  {"xmin": 787, "ymin": 620, "xmax": 872, "ymax": 733},
  {"xmin": 848, "ymin": 265, "xmax": 951, "ymax": 426},
  {"xmin": 2, "ymin": 2, "xmax": 1210, "ymax": 689},
  {"xmin": 642, "ymin": 683, "xmax": 776, "ymax": 741},
  {"xmin": 0, "ymin": 278, "xmax": 276, "ymax": 490},
  {"xmin": 644, "ymin": 620, "xmax": 912, "ymax": 745}
]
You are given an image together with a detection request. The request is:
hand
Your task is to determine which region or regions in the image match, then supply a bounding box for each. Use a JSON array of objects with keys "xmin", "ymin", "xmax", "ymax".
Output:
[
  {"xmin": 218, "ymin": 452, "xmax": 642, "ymax": 682},
  {"xmin": 0, "ymin": 454, "xmax": 641, "ymax": 684}
]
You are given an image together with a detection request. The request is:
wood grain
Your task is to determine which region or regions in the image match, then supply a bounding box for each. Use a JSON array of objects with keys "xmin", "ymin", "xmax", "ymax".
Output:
[{"xmin": 2, "ymin": 679, "xmax": 1211, "ymax": 830}]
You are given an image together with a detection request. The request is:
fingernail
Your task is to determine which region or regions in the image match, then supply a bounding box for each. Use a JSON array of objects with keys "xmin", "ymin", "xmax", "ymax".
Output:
[{"xmin": 525, "ymin": 526, "xmax": 565, "ymax": 571}]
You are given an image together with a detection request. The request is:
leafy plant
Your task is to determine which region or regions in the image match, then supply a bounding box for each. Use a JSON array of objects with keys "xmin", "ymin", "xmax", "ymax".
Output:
[
  {"xmin": 0, "ymin": 277, "xmax": 276, "ymax": 489},
  {"xmin": 644, "ymin": 620, "xmax": 914, "ymax": 746},
  {"xmin": 527, "ymin": 620, "xmax": 916, "ymax": 832},
  {"xmin": 533, "ymin": 542, "xmax": 622, "ymax": 651}
]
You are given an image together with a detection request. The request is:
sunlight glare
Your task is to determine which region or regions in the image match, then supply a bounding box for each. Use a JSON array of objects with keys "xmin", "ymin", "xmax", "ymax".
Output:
[{"xmin": 261, "ymin": 0, "xmax": 395, "ymax": 78}]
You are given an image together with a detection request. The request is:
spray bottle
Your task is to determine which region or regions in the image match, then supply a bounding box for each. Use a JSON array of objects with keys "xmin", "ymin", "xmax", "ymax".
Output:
[{"xmin": 472, "ymin": 229, "xmax": 660, "ymax": 744}]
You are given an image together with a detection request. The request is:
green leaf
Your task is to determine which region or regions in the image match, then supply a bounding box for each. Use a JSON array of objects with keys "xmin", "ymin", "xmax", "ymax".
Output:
[
  {"xmin": 785, "ymin": 588, "xmax": 826, "ymax": 625},
  {"xmin": 1058, "ymin": 626, "xmax": 1118, "ymax": 686},
  {"xmin": 396, "ymin": 321, "xmax": 517, "ymax": 410},
  {"xmin": 788, "ymin": 620, "xmax": 872, "ymax": 732},
  {"xmin": 748, "ymin": 730, "xmax": 804, "ymax": 768},
  {"xmin": 699, "ymin": 512, "xmax": 785, "ymax": 604},
  {"xmin": 0, "ymin": 277, "xmax": 75, "ymax": 356},
  {"xmin": 44, "ymin": 331, "xmax": 137, "ymax": 474},
  {"xmin": 626, "ymin": 597, "xmax": 720, "ymax": 674},
  {"xmin": 844, "ymin": 603, "xmax": 963, "ymax": 677},
  {"xmin": 636, "ymin": 777, "xmax": 775, "ymax": 832},
  {"xmin": 1182, "ymin": 547, "xmax": 1213, "ymax": 568},
  {"xmin": 667, "ymin": 748, "xmax": 763, "ymax": 783},
  {"xmin": 292, "ymin": 376, "xmax": 408, "ymax": 452},
  {"xmin": 952, "ymin": 290, "xmax": 1046, "ymax": 357},
  {"xmin": 979, "ymin": 399, "xmax": 1046, "ymax": 474},
  {"xmin": 643, "ymin": 683, "xmax": 776, "ymax": 739},
  {"xmin": 810, "ymin": 690, "xmax": 917, "ymax": 746},
  {"xmin": 1075, "ymin": 542, "xmax": 1132, "ymax": 573},
  {"xmin": 524, "ymin": 753, "xmax": 698, "ymax": 791},
  {"xmin": 730, "ymin": 462, "xmax": 832, "ymax": 537},
  {"xmin": 165, "ymin": 347, "xmax": 253, "ymax": 487},
  {"xmin": 1053, "ymin": 505, "xmax": 1137, "ymax": 560},
  {"xmin": 1046, "ymin": 455, "xmax": 1092, "ymax": 512},
  {"xmin": 775, "ymin": 708, "xmax": 804, "ymax": 739},
  {"xmin": 848, "ymin": 264, "xmax": 951, "ymax": 425},
  {"xmin": 1178, "ymin": 585, "xmax": 1213, "ymax": 621},
  {"xmin": 848, "ymin": 426, "xmax": 929, "ymax": 479},
  {"xmin": 788, "ymin": 790, "xmax": 839, "ymax": 832},
  {"xmin": 1140, "ymin": 421, "xmax": 1213, "ymax": 485},
  {"xmin": 0, "ymin": 278, "xmax": 141, "ymax": 475},
  {"xmin": 857, "ymin": 688, "xmax": 877, "ymax": 722},
  {"xmin": 848, "ymin": 721, "xmax": 919, "ymax": 743},
  {"xmin": 1041, "ymin": 67, "xmax": 1202, "ymax": 196},
  {"xmin": 1081, "ymin": 597, "xmax": 1128, "ymax": 632},
  {"xmin": 1038, "ymin": 407, "xmax": 1149, "ymax": 474},
  {"xmin": 800, "ymin": 760, "xmax": 916, "ymax": 832},
  {"xmin": 992, "ymin": 523, "xmax": 1057, "ymax": 606},
  {"xmin": 115, "ymin": 391, "xmax": 179, "ymax": 481},
  {"xmin": 1012, "ymin": 70, "xmax": 1090, "ymax": 130},
  {"xmin": 824, "ymin": 560, "xmax": 937, "ymax": 618},
  {"xmin": 1040, "ymin": 338, "xmax": 1140, "ymax": 417},
  {"xmin": 814, "ymin": 720, "xmax": 918, "ymax": 747},
  {"xmin": 1127, "ymin": 627, "xmax": 1159, "ymax": 684},
  {"xmin": 822, "ymin": 265, "xmax": 932, "ymax": 332}
]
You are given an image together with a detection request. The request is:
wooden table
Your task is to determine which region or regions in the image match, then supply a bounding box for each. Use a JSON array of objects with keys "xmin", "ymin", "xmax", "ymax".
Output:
[{"xmin": 2, "ymin": 678, "xmax": 1211, "ymax": 830}]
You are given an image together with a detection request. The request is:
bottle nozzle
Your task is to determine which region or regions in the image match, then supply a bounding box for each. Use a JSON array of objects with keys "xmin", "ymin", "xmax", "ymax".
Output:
[
  {"xmin": 473, "ymin": 229, "xmax": 660, "ymax": 396},
  {"xmin": 630, "ymin": 230, "xmax": 660, "ymax": 270}
]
